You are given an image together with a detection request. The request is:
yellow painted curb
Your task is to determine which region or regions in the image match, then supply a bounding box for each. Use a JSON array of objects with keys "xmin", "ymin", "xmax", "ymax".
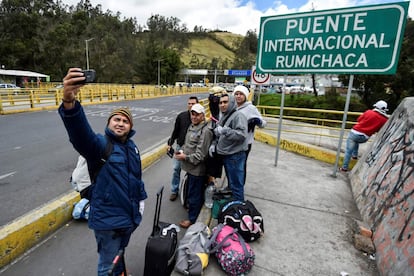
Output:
[
  {"xmin": 0, "ymin": 144, "xmax": 167, "ymax": 269},
  {"xmin": 141, "ymin": 144, "xmax": 168, "ymax": 170},
  {"xmin": 0, "ymin": 191, "xmax": 80, "ymax": 268},
  {"xmin": 254, "ymin": 129, "xmax": 356, "ymax": 167}
]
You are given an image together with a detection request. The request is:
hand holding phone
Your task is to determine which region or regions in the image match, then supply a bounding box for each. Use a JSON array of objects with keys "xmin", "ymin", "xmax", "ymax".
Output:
[
  {"xmin": 74, "ymin": 69, "xmax": 96, "ymax": 85},
  {"xmin": 167, "ymin": 147, "xmax": 175, "ymax": 158}
]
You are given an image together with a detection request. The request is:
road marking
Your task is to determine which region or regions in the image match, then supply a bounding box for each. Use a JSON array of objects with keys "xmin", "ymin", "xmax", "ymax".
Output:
[{"xmin": 0, "ymin": 171, "xmax": 16, "ymax": 180}]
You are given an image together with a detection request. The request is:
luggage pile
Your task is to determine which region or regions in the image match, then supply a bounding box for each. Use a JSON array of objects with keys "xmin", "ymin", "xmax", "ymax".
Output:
[
  {"xmin": 139, "ymin": 185, "xmax": 265, "ymax": 275},
  {"xmin": 172, "ymin": 195, "xmax": 264, "ymax": 275}
]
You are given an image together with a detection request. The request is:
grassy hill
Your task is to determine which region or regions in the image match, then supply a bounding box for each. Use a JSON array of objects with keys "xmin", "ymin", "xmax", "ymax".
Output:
[{"xmin": 180, "ymin": 32, "xmax": 243, "ymax": 67}]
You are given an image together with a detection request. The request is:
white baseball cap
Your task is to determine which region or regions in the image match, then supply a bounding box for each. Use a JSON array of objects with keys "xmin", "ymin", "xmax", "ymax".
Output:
[
  {"xmin": 191, "ymin": 103, "xmax": 205, "ymax": 114},
  {"xmin": 373, "ymin": 100, "xmax": 388, "ymax": 111}
]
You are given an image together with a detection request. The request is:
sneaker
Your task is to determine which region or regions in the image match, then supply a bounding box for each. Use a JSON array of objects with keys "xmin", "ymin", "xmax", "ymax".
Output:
[
  {"xmin": 179, "ymin": 220, "xmax": 192, "ymax": 228},
  {"xmin": 351, "ymin": 156, "xmax": 358, "ymax": 160},
  {"xmin": 169, "ymin": 193, "xmax": 177, "ymax": 201},
  {"xmin": 339, "ymin": 167, "xmax": 348, "ymax": 172}
]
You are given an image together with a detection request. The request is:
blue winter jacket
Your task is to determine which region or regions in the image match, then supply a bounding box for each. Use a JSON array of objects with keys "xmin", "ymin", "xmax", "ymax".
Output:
[{"xmin": 59, "ymin": 101, "xmax": 147, "ymax": 231}]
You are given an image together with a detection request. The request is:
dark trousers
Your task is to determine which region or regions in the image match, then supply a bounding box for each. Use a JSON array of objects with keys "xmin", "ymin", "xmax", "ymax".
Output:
[
  {"xmin": 187, "ymin": 174, "xmax": 207, "ymax": 223},
  {"xmin": 243, "ymin": 144, "xmax": 252, "ymax": 185}
]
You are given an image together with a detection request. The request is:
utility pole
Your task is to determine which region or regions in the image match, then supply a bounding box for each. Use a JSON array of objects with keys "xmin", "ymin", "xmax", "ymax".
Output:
[
  {"xmin": 85, "ymin": 38, "xmax": 95, "ymax": 70},
  {"xmin": 157, "ymin": 59, "xmax": 165, "ymax": 87}
]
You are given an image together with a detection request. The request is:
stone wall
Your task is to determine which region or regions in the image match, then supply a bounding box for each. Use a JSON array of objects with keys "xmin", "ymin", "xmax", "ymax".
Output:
[{"xmin": 350, "ymin": 97, "xmax": 414, "ymax": 275}]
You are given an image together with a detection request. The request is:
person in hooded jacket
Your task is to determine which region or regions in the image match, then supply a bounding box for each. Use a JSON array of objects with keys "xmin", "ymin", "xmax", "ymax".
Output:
[
  {"xmin": 233, "ymin": 85, "xmax": 266, "ymax": 184},
  {"xmin": 209, "ymin": 94, "xmax": 248, "ymax": 201},
  {"xmin": 59, "ymin": 68, "xmax": 147, "ymax": 276},
  {"xmin": 340, "ymin": 100, "xmax": 389, "ymax": 172}
]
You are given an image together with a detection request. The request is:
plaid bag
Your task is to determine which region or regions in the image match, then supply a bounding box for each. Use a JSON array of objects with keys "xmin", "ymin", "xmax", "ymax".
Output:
[{"xmin": 207, "ymin": 224, "xmax": 255, "ymax": 276}]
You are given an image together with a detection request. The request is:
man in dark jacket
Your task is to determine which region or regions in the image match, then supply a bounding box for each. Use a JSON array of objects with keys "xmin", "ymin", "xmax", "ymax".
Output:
[
  {"xmin": 59, "ymin": 68, "xmax": 147, "ymax": 276},
  {"xmin": 167, "ymin": 96, "xmax": 198, "ymax": 201}
]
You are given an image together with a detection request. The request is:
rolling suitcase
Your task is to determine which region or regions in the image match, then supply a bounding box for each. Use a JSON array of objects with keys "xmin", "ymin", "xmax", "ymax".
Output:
[{"xmin": 143, "ymin": 186, "xmax": 178, "ymax": 276}]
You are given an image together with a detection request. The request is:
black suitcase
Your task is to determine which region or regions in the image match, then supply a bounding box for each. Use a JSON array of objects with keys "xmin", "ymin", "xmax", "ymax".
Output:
[{"xmin": 143, "ymin": 186, "xmax": 178, "ymax": 276}]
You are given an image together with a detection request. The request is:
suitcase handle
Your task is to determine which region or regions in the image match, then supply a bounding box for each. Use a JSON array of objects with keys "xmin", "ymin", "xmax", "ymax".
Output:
[
  {"xmin": 152, "ymin": 186, "xmax": 164, "ymax": 236},
  {"xmin": 157, "ymin": 186, "xmax": 164, "ymax": 197},
  {"xmin": 107, "ymin": 249, "xmax": 126, "ymax": 276}
]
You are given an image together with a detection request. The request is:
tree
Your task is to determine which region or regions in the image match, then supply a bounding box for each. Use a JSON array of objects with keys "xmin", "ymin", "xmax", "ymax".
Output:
[
  {"xmin": 339, "ymin": 18, "xmax": 414, "ymax": 111},
  {"xmin": 233, "ymin": 30, "xmax": 257, "ymax": 69},
  {"xmin": 146, "ymin": 14, "xmax": 189, "ymax": 50}
]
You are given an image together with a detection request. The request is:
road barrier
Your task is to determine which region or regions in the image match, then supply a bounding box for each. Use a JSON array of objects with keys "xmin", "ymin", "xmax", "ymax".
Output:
[{"xmin": 0, "ymin": 84, "xmax": 209, "ymax": 114}]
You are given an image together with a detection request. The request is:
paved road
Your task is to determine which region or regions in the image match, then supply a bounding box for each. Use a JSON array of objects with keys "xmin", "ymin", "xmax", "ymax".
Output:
[{"xmin": 0, "ymin": 94, "xmax": 208, "ymax": 225}]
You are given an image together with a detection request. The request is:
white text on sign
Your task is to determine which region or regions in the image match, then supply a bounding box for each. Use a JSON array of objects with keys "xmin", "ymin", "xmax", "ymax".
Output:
[{"xmin": 264, "ymin": 12, "xmax": 391, "ymax": 69}]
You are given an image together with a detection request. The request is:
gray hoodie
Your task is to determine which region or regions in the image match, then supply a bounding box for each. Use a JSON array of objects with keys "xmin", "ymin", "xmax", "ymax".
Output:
[
  {"xmin": 237, "ymin": 101, "xmax": 266, "ymax": 144},
  {"xmin": 215, "ymin": 94, "xmax": 248, "ymax": 155}
]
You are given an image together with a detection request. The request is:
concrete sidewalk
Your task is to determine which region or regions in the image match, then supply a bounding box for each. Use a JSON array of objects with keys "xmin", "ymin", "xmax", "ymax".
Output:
[
  {"xmin": 190, "ymin": 140, "xmax": 378, "ymax": 276},
  {"xmin": 0, "ymin": 140, "xmax": 378, "ymax": 275}
]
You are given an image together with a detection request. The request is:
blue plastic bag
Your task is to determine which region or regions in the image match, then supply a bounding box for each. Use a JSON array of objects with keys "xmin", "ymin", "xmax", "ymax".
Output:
[{"xmin": 72, "ymin": 198, "xmax": 90, "ymax": 220}]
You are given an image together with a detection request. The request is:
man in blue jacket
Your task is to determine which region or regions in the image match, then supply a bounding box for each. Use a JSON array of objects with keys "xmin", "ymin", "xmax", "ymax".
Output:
[{"xmin": 59, "ymin": 68, "xmax": 147, "ymax": 276}]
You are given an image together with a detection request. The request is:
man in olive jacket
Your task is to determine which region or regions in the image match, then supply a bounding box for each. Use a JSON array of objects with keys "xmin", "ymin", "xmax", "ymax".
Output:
[{"xmin": 174, "ymin": 103, "xmax": 213, "ymax": 228}]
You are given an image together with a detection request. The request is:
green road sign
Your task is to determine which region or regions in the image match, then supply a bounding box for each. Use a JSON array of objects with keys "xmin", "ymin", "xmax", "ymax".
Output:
[{"xmin": 256, "ymin": 2, "xmax": 409, "ymax": 74}]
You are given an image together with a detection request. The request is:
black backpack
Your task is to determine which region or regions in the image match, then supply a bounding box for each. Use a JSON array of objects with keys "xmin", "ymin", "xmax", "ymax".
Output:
[{"xmin": 218, "ymin": 200, "xmax": 264, "ymax": 242}]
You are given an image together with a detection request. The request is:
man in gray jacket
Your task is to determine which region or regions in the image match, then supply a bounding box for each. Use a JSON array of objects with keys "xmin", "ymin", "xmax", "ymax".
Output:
[
  {"xmin": 174, "ymin": 103, "xmax": 213, "ymax": 228},
  {"xmin": 233, "ymin": 85, "xmax": 266, "ymax": 184},
  {"xmin": 210, "ymin": 94, "xmax": 248, "ymax": 201}
]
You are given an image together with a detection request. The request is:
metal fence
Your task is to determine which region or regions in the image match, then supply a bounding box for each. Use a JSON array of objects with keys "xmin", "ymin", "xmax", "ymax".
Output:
[
  {"xmin": 0, "ymin": 84, "xmax": 209, "ymax": 114},
  {"xmin": 255, "ymin": 105, "xmax": 366, "ymax": 153},
  {"xmin": 1, "ymin": 87, "xmax": 366, "ymax": 151}
]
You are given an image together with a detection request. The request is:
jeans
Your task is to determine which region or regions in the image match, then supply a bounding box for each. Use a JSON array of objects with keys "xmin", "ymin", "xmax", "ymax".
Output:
[
  {"xmin": 243, "ymin": 144, "xmax": 252, "ymax": 185},
  {"xmin": 223, "ymin": 151, "xmax": 246, "ymax": 201},
  {"xmin": 94, "ymin": 227, "xmax": 136, "ymax": 276},
  {"xmin": 187, "ymin": 174, "xmax": 206, "ymax": 223},
  {"xmin": 342, "ymin": 131, "xmax": 368, "ymax": 170},
  {"xmin": 171, "ymin": 145, "xmax": 182, "ymax": 194}
]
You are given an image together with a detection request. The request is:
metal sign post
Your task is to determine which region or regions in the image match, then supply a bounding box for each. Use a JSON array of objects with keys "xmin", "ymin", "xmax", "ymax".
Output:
[
  {"xmin": 274, "ymin": 75, "xmax": 287, "ymax": 167},
  {"xmin": 332, "ymin": 75, "xmax": 354, "ymax": 177}
]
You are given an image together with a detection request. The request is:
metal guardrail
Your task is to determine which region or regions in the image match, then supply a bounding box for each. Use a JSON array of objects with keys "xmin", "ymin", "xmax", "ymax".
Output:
[
  {"xmin": 255, "ymin": 104, "xmax": 369, "ymax": 153},
  {"xmin": 0, "ymin": 87, "xmax": 365, "ymax": 149},
  {"xmin": 0, "ymin": 84, "xmax": 209, "ymax": 114},
  {"xmin": 257, "ymin": 105, "xmax": 362, "ymax": 133}
]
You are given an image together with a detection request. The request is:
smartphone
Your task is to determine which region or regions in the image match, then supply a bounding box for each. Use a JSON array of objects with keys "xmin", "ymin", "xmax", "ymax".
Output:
[
  {"xmin": 74, "ymin": 69, "xmax": 96, "ymax": 85},
  {"xmin": 167, "ymin": 147, "xmax": 174, "ymax": 158}
]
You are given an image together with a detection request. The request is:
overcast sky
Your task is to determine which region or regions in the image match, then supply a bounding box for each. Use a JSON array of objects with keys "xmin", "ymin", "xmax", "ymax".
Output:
[{"xmin": 63, "ymin": 0, "xmax": 413, "ymax": 35}]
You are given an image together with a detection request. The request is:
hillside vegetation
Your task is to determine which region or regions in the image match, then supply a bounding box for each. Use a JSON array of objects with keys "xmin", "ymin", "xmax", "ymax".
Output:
[
  {"xmin": 211, "ymin": 32, "xmax": 244, "ymax": 51},
  {"xmin": 181, "ymin": 34, "xmax": 240, "ymax": 67}
]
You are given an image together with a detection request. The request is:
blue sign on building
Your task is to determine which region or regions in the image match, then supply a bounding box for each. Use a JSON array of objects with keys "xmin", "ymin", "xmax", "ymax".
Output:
[{"xmin": 226, "ymin": 70, "xmax": 251, "ymax": 76}]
